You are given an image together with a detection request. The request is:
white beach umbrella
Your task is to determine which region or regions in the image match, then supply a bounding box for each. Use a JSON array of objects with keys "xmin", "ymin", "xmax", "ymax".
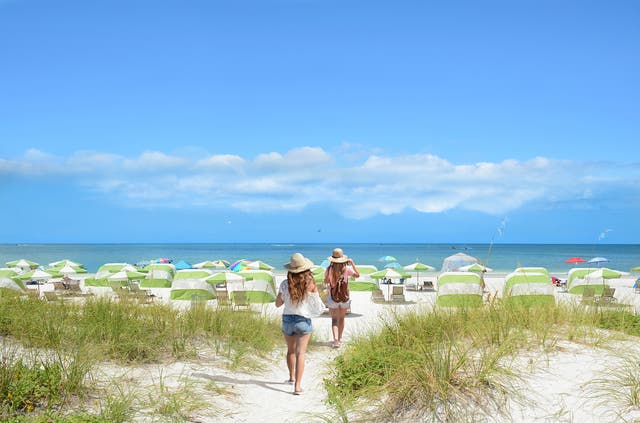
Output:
[
  {"xmin": 49, "ymin": 259, "xmax": 84, "ymax": 268},
  {"xmin": 459, "ymin": 263, "xmax": 493, "ymax": 273},
  {"xmin": 58, "ymin": 264, "xmax": 88, "ymax": 276},
  {"xmin": 15, "ymin": 269, "xmax": 54, "ymax": 281},
  {"xmin": 107, "ymin": 270, "xmax": 147, "ymax": 282}
]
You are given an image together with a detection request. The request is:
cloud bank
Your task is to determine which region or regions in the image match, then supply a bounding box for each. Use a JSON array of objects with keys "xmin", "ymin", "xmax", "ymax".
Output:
[{"xmin": 1, "ymin": 147, "xmax": 638, "ymax": 218}]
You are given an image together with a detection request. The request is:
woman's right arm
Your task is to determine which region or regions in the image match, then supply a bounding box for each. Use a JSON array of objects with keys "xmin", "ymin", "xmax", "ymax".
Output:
[{"xmin": 275, "ymin": 292, "xmax": 284, "ymax": 307}]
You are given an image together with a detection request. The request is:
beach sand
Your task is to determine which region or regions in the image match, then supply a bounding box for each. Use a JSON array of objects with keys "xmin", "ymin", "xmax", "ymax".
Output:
[{"xmin": 43, "ymin": 272, "xmax": 640, "ymax": 421}]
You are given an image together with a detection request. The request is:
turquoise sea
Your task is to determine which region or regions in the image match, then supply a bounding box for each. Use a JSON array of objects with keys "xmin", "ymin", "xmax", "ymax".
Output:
[{"xmin": 1, "ymin": 243, "xmax": 639, "ymax": 274}]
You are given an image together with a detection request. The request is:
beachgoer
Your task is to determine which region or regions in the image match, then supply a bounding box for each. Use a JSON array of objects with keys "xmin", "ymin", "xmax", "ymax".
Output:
[
  {"xmin": 324, "ymin": 248, "xmax": 360, "ymax": 348},
  {"xmin": 275, "ymin": 253, "xmax": 324, "ymax": 395}
]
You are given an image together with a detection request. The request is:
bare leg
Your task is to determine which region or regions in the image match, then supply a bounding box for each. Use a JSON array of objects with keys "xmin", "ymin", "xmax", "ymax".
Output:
[
  {"xmin": 284, "ymin": 335, "xmax": 296, "ymax": 382},
  {"xmin": 294, "ymin": 333, "xmax": 312, "ymax": 393},
  {"xmin": 336, "ymin": 307, "xmax": 347, "ymax": 343},
  {"xmin": 330, "ymin": 308, "xmax": 340, "ymax": 345}
]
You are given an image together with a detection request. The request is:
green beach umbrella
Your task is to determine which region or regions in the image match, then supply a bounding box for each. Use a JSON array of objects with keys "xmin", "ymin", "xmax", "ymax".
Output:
[
  {"xmin": 0, "ymin": 268, "xmax": 19, "ymax": 278},
  {"xmin": 49, "ymin": 259, "xmax": 84, "ymax": 268},
  {"xmin": 15, "ymin": 269, "xmax": 55, "ymax": 281},
  {"xmin": 369, "ymin": 268, "xmax": 411, "ymax": 280},
  {"xmin": 403, "ymin": 262, "xmax": 436, "ymax": 290},
  {"xmin": 0, "ymin": 276, "xmax": 25, "ymax": 297},
  {"xmin": 57, "ymin": 264, "xmax": 88, "ymax": 276},
  {"xmin": 6, "ymin": 259, "xmax": 39, "ymax": 268},
  {"xmin": 459, "ymin": 263, "xmax": 493, "ymax": 273},
  {"xmin": 631, "ymin": 266, "xmax": 640, "ymax": 272}
]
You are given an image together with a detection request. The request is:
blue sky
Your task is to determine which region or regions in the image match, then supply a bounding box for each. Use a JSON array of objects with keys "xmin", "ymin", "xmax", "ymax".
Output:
[{"xmin": 1, "ymin": 0, "xmax": 639, "ymax": 243}]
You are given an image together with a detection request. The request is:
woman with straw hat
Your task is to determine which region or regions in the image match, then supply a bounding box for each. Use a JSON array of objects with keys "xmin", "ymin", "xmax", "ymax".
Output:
[
  {"xmin": 324, "ymin": 247, "xmax": 360, "ymax": 348},
  {"xmin": 276, "ymin": 252, "xmax": 325, "ymax": 395}
]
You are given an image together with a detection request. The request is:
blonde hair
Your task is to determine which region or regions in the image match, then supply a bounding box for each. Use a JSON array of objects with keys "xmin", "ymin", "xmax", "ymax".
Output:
[{"xmin": 287, "ymin": 270, "xmax": 313, "ymax": 304}]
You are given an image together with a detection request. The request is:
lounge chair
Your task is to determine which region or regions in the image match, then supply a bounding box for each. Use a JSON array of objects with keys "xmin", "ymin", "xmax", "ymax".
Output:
[
  {"xmin": 581, "ymin": 287, "xmax": 595, "ymax": 306},
  {"xmin": 232, "ymin": 291, "xmax": 250, "ymax": 310},
  {"xmin": 129, "ymin": 282, "xmax": 155, "ymax": 304},
  {"xmin": 216, "ymin": 289, "xmax": 231, "ymax": 308},
  {"xmin": 422, "ymin": 281, "xmax": 435, "ymax": 291},
  {"xmin": 43, "ymin": 291, "xmax": 62, "ymax": 303},
  {"xmin": 391, "ymin": 286, "xmax": 406, "ymax": 303},
  {"xmin": 598, "ymin": 287, "xmax": 616, "ymax": 305},
  {"xmin": 371, "ymin": 289, "xmax": 385, "ymax": 303}
]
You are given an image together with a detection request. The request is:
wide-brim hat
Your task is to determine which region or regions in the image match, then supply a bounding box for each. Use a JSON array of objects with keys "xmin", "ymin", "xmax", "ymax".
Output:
[
  {"xmin": 328, "ymin": 247, "xmax": 349, "ymax": 263},
  {"xmin": 284, "ymin": 253, "xmax": 314, "ymax": 274}
]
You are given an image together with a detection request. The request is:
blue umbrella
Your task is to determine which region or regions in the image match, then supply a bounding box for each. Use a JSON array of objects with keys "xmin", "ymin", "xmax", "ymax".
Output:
[
  {"xmin": 173, "ymin": 260, "xmax": 192, "ymax": 270},
  {"xmin": 378, "ymin": 255, "xmax": 397, "ymax": 262},
  {"xmin": 383, "ymin": 262, "xmax": 402, "ymax": 269},
  {"xmin": 588, "ymin": 257, "xmax": 609, "ymax": 266}
]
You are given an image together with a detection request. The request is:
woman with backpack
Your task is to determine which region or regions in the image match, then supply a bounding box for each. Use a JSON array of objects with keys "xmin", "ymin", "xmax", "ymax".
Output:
[{"xmin": 324, "ymin": 248, "xmax": 360, "ymax": 348}]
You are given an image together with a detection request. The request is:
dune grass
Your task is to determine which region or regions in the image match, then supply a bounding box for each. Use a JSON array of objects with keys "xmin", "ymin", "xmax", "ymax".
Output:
[
  {"xmin": 324, "ymin": 303, "xmax": 640, "ymax": 422},
  {"xmin": 0, "ymin": 296, "xmax": 281, "ymax": 420}
]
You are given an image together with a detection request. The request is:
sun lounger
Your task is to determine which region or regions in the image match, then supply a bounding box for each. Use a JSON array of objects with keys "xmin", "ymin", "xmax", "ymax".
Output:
[
  {"xmin": 371, "ymin": 289, "xmax": 385, "ymax": 303},
  {"xmin": 391, "ymin": 286, "xmax": 406, "ymax": 303},
  {"xmin": 43, "ymin": 291, "xmax": 62, "ymax": 303},
  {"xmin": 581, "ymin": 287, "xmax": 595, "ymax": 306},
  {"xmin": 232, "ymin": 291, "xmax": 250, "ymax": 310},
  {"xmin": 216, "ymin": 289, "xmax": 231, "ymax": 308}
]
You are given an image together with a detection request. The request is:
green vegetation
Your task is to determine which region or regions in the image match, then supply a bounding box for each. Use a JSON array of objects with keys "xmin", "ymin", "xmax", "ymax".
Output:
[
  {"xmin": 0, "ymin": 296, "xmax": 281, "ymax": 420},
  {"xmin": 325, "ymin": 303, "xmax": 640, "ymax": 422}
]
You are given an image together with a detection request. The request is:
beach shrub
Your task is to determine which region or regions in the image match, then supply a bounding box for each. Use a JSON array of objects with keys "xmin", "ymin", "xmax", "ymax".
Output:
[{"xmin": 325, "ymin": 303, "xmax": 568, "ymax": 421}]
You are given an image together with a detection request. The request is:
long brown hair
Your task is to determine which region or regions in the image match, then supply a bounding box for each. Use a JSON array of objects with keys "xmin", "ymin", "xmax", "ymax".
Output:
[
  {"xmin": 287, "ymin": 270, "xmax": 313, "ymax": 304},
  {"xmin": 326, "ymin": 262, "xmax": 346, "ymax": 286}
]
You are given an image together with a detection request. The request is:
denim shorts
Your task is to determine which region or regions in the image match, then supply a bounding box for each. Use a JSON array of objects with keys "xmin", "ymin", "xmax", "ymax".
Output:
[
  {"xmin": 327, "ymin": 290, "xmax": 351, "ymax": 309},
  {"xmin": 282, "ymin": 314, "xmax": 312, "ymax": 336}
]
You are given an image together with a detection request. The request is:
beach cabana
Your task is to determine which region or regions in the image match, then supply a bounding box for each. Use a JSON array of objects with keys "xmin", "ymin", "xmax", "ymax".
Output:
[
  {"xmin": 0, "ymin": 277, "xmax": 25, "ymax": 297},
  {"xmin": 225, "ymin": 278, "xmax": 277, "ymax": 304},
  {"xmin": 237, "ymin": 270, "xmax": 276, "ymax": 292},
  {"xmin": 345, "ymin": 265, "xmax": 378, "ymax": 291},
  {"xmin": 170, "ymin": 278, "xmax": 216, "ymax": 301},
  {"xmin": 440, "ymin": 253, "xmax": 480, "ymax": 273},
  {"xmin": 435, "ymin": 272, "xmax": 484, "ymax": 307},
  {"xmin": 567, "ymin": 267, "xmax": 625, "ymax": 294},
  {"xmin": 174, "ymin": 269, "xmax": 213, "ymax": 280},
  {"xmin": 96, "ymin": 263, "xmax": 131, "ymax": 279},
  {"xmin": 145, "ymin": 263, "xmax": 176, "ymax": 280},
  {"xmin": 503, "ymin": 270, "xmax": 555, "ymax": 306}
]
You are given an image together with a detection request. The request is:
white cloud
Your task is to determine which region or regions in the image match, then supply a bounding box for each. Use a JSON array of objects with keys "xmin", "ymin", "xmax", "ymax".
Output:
[{"xmin": 2, "ymin": 147, "xmax": 639, "ymax": 219}]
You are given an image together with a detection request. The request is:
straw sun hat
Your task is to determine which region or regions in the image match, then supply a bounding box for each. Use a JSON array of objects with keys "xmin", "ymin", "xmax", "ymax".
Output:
[
  {"xmin": 284, "ymin": 253, "xmax": 314, "ymax": 274},
  {"xmin": 328, "ymin": 248, "xmax": 350, "ymax": 263}
]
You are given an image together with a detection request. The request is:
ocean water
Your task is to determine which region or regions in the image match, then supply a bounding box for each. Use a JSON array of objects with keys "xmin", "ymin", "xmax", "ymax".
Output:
[{"xmin": 1, "ymin": 243, "xmax": 639, "ymax": 274}]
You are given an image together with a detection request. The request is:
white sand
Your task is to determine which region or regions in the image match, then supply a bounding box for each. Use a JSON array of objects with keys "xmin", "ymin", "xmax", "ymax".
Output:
[{"xmin": 74, "ymin": 273, "xmax": 640, "ymax": 421}]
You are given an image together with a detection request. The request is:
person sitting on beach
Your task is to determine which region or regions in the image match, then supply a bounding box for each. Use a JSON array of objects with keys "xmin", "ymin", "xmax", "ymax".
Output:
[
  {"xmin": 275, "ymin": 253, "xmax": 324, "ymax": 395},
  {"xmin": 324, "ymin": 248, "xmax": 360, "ymax": 349}
]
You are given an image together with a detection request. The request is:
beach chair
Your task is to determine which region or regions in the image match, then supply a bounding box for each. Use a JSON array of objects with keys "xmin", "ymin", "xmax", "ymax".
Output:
[
  {"xmin": 422, "ymin": 281, "xmax": 435, "ymax": 291},
  {"xmin": 232, "ymin": 291, "xmax": 250, "ymax": 310},
  {"xmin": 43, "ymin": 291, "xmax": 62, "ymax": 303},
  {"xmin": 371, "ymin": 289, "xmax": 385, "ymax": 303},
  {"xmin": 216, "ymin": 289, "xmax": 231, "ymax": 308},
  {"xmin": 391, "ymin": 286, "xmax": 406, "ymax": 303},
  {"xmin": 598, "ymin": 287, "xmax": 616, "ymax": 305},
  {"xmin": 580, "ymin": 287, "xmax": 595, "ymax": 306},
  {"xmin": 130, "ymin": 282, "xmax": 155, "ymax": 304}
]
